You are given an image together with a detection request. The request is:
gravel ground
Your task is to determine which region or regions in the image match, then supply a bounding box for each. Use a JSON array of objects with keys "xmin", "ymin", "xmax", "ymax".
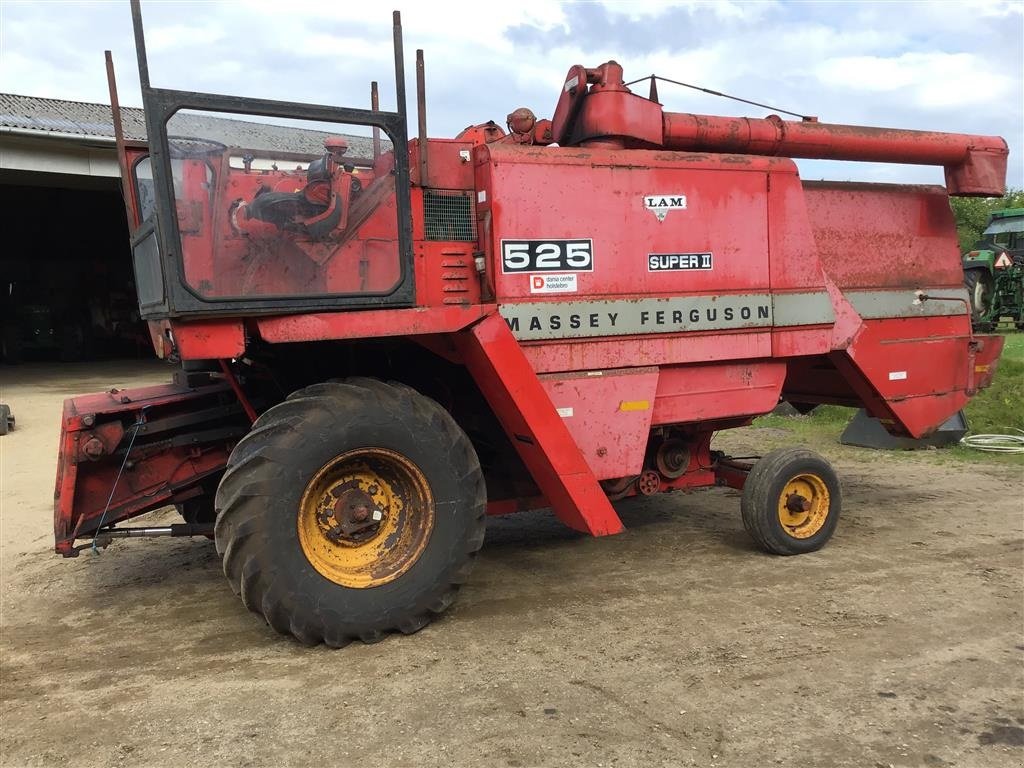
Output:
[{"xmin": 1, "ymin": 361, "xmax": 1022, "ymax": 768}]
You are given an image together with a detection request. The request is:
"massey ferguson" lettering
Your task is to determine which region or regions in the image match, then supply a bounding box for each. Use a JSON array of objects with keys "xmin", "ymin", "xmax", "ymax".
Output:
[
  {"xmin": 499, "ymin": 295, "xmax": 772, "ymax": 341},
  {"xmin": 648, "ymin": 252, "xmax": 713, "ymax": 271}
]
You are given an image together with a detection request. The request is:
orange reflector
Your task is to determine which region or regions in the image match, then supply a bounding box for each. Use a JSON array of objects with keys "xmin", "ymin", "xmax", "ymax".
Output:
[
  {"xmin": 975, "ymin": 364, "xmax": 990, "ymax": 373},
  {"xmin": 619, "ymin": 400, "xmax": 650, "ymax": 412}
]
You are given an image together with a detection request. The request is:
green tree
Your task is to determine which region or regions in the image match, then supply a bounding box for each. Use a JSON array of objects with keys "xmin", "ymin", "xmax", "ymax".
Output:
[{"xmin": 950, "ymin": 188, "xmax": 1024, "ymax": 252}]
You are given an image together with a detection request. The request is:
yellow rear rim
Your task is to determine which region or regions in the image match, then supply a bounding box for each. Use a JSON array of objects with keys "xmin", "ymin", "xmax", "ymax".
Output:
[
  {"xmin": 297, "ymin": 448, "xmax": 434, "ymax": 588},
  {"xmin": 777, "ymin": 473, "xmax": 830, "ymax": 539}
]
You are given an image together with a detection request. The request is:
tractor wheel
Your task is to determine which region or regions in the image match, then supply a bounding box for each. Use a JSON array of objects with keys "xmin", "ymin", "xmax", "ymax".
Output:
[
  {"xmin": 213, "ymin": 379, "xmax": 486, "ymax": 646},
  {"xmin": 740, "ymin": 447, "xmax": 841, "ymax": 556},
  {"xmin": 0, "ymin": 404, "xmax": 12, "ymax": 436},
  {"xmin": 963, "ymin": 268, "xmax": 994, "ymax": 325}
]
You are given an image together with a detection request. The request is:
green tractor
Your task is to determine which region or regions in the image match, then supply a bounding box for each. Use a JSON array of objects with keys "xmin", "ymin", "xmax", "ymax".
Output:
[{"xmin": 962, "ymin": 207, "xmax": 1024, "ymax": 331}]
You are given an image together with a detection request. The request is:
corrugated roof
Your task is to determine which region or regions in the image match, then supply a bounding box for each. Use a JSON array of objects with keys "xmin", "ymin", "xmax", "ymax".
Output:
[
  {"xmin": 0, "ymin": 93, "xmax": 384, "ymax": 157},
  {"xmin": 0, "ymin": 93, "xmax": 148, "ymax": 140}
]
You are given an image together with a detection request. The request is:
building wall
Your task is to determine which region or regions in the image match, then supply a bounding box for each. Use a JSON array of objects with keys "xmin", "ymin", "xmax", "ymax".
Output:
[
  {"xmin": 0, "ymin": 135, "xmax": 148, "ymax": 362},
  {"xmin": 0, "ymin": 135, "xmax": 119, "ymax": 178}
]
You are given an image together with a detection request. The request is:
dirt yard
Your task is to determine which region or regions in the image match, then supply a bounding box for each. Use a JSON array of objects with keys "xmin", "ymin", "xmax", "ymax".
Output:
[{"xmin": 1, "ymin": 361, "xmax": 1022, "ymax": 767}]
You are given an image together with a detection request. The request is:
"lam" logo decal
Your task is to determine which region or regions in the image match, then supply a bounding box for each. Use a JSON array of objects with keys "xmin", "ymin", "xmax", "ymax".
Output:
[{"xmin": 644, "ymin": 194, "xmax": 687, "ymax": 222}]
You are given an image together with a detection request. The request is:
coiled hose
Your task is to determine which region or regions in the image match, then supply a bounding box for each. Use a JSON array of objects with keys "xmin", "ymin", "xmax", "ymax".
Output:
[{"xmin": 960, "ymin": 430, "xmax": 1024, "ymax": 454}]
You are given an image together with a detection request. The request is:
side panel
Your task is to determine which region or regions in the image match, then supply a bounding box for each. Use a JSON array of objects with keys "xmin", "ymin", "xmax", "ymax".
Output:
[
  {"xmin": 841, "ymin": 316, "xmax": 1003, "ymax": 437},
  {"xmin": 520, "ymin": 331, "xmax": 773, "ymax": 373},
  {"xmin": 538, "ymin": 368, "xmax": 659, "ymax": 480},
  {"xmin": 652, "ymin": 362, "xmax": 786, "ymax": 425},
  {"xmin": 803, "ymin": 181, "xmax": 963, "ymax": 291},
  {"xmin": 478, "ymin": 145, "xmax": 773, "ymax": 302}
]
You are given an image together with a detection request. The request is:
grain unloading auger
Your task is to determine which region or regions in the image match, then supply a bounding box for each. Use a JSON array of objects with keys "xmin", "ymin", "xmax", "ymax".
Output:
[{"xmin": 53, "ymin": 3, "xmax": 1007, "ymax": 645}]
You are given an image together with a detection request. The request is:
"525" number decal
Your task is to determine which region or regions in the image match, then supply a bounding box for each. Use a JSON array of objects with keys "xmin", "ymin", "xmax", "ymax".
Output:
[{"xmin": 501, "ymin": 239, "xmax": 594, "ymax": 273}]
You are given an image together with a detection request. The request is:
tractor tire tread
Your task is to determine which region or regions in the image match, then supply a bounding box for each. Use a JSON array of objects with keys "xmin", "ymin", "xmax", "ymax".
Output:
[{"xmin": 214, "ymin": 378, "xmax": 486, "ymax": 646}]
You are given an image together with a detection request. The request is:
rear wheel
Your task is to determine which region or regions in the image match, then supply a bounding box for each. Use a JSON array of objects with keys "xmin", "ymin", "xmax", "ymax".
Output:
[
  {"xmin": 964, "ymin": 268, "xmax": 994, "ymax": 325},
  {"xmin": 741, "ymin": 447, "xmax": 841, "ymax": 555},
  {"xmin": 214, "ymin": 379, "xmax": 486, "ymax": 646}
]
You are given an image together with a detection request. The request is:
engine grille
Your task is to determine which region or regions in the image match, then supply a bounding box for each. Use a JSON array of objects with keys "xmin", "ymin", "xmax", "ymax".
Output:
[{"xmin": 424, "ymin": 189, "xmax": 477, "ymax": 242}]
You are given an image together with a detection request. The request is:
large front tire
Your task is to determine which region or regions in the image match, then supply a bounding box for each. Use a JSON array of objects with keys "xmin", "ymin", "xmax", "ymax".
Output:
[{"xmin": 214, "ymin": 379, "xmax": 486, "ymax": 646}]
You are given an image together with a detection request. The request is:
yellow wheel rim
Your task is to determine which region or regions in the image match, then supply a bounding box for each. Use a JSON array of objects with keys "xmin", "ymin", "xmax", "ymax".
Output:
[
  {"xmin": 297, "ymin": 448, "xmax": 434, "ymax": 589},
  {"xmin": 777, "ymin": 473, "xmax": 830, "ymax": 539}
]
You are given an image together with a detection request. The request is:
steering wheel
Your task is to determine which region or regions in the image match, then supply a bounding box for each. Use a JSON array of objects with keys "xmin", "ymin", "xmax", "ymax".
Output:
[{"xmin": 167, "ymin": 135, "xmax": 229, "ymax": 158}]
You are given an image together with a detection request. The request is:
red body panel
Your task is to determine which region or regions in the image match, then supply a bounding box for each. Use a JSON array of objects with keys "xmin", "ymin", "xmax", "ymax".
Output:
[
  {"xmin": 256, "ymin": 304, "xmax": 485, "ymax": 343},
  {"xmin": 476, "ymin": 146, "xmax": 778, "ymax": 301},
  {"xmin": 455, "ymin": 313, "xmax": 624, "ymax": 536},
  {"xmin": 653, "ymin": 363, "xmax": 787, "ymax": 426},
  {"xmin": 538, "ymin": 368, "xmax": 659, "ymax": 480},
  {"xmin": 803, "ymin": 182, "xmax": 964, "ymax": 291}
]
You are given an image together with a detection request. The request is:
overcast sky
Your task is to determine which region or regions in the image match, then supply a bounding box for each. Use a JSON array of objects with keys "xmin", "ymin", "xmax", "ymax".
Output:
[{"xmin": 1, "ymin": 0, "xmax": 1021, "ymax": 188}]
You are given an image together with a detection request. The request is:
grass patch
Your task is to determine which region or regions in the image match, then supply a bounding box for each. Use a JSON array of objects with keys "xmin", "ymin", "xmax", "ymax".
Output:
[
  {"xmin": 964, "ymin": 331, "xmax": 1024, "ymax": 434},
  {"xmin": 753, "ymin": 331, "xmax": 1024, "ymax": 465},
  {"xmin": 755, "ymin": 405, "xmax": 853, "ymax": 437}
]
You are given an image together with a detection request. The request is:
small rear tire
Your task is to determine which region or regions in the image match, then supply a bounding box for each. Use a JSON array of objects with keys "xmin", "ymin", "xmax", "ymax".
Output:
[
  {"xmin": 741, "ymin": 447, "xmax": 841, "ymax": 555},
  {"xmin": 214, "ymin": 379, "xmax": 486, "ymax": 646}
]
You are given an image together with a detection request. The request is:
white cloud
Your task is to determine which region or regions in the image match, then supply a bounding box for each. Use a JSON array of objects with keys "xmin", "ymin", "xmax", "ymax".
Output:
[
  {"xmin": 146, "ymin": 23, "xmax": 224, "ymax": 53},
  {"xmin": 816, "ymin": 52, "xmax": 1017, "ymax": 110},
  {"xmin": 597, "ymin": 0, "xmax": 779, "ymax": 22},
  {"xmin": 0, "ymin": 0, "xmax": 1019, "ymax": 188}
]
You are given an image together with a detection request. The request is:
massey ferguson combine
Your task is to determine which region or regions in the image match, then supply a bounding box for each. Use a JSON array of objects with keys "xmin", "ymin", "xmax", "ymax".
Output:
[{"xmin": 53, "ymin": 2, "xmax": 1008, "ymax": 645}]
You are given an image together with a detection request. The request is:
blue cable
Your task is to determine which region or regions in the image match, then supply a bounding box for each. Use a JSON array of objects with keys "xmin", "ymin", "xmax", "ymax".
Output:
[{"xmin": 90, "ymin": 413, "xmax": 146, "ymax": 554}]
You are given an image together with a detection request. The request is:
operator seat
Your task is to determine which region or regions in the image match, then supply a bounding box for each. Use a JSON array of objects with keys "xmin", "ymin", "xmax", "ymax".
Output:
[{"xmin": 241, "ymin": 137, "xmax": 350, "ymax": 239}]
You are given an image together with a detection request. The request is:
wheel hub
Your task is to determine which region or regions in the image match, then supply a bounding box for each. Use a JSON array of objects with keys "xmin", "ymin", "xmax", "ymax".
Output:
[
  {"xmin": 319, "ymin": 485, "xmax": 385, "ymax": 544},
  {"xmin": 297, "ymin": 448, "xmax": 434, "ymax": 588},
  {"xmin": 784, "ymin": 493, "xmax": 812, "ymax": 514},
  {"xmin": 776, "ymin": 473, "xmax": 830, "ymax": 539}
]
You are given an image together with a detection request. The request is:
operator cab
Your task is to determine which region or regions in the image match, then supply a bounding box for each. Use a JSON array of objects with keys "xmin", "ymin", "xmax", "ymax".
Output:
[{"xmin": 123, "ymin": 3, "xmax": 415, "ymax": 319}]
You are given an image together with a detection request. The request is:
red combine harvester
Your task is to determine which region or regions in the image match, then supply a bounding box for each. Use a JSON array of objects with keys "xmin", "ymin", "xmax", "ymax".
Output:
[{"xmin": 54, "ymin": 3, "xmax": 1008, "ymax": 645}]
